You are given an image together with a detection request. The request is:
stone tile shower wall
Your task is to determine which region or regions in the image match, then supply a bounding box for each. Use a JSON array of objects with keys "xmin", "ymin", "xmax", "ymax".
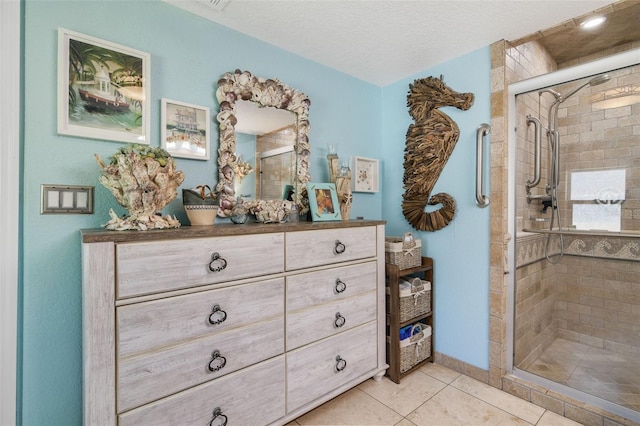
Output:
[
  {"xmin": 554, "ymin": 255, "xmax": 640, "ymax": 355},
  {"xmin": 555, "ymin": 65, "xmax": 640, "ymax": 232},
  {"xmin": 511, "ymin": 46, "xmax": 640, "ymax": 366},
  {"xmin": 490, "ymin": 3, "xmax": 640, "ymax": 422},
  {"xmin": 255, "ymin": 125, "xmax": 296, "ymax": 200}
]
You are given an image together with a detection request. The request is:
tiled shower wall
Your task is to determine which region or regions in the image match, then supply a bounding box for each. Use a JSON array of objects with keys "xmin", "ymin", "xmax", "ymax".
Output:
[
  {"xmin": 555, "ymin": 65, "xmax": 640, "ymax": 231},
  {"xmin": 554, "ymin": 255, "xmax": 640, "ymax": 356},
  {"xmin": 489, "ymin": 3, "xmax": 640, "ymax": 423},
  {"xmin": 514, "ymin": 63, "xmax": 640, "ymax": 365},
  {"xmin": 255, "ymin": 125, "xmax": 296, "ymax": 199}
]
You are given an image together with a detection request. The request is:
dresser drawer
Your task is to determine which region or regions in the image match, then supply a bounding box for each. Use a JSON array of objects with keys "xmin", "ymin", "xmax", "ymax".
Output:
[
  {"xmin": 285, "ymin": 226, "xmax": 377, "ymax": 271},
  {"xmin": 116, "ymin": 233, "xmax": 284, "ymax": 298},
  {"xmin": 119, "ymin": 355, "xmax": 285, "ymax": 425},
  {"xmin": 287, "ymin": 322, "xmax": 378, "ymax": 412},
  {"xmin": 117, "ymin": 278, "xmax": 284, "ymax": 358},
  {"xmin": 286, "ymin": 262, "xmax": 377, "ymax": 312},
  {"xmin": 286, "ymin": 290, "xmax": 376, "ymax": 350},
  {"xmin": 118, "ymin": 317, "xmax": 284, "ymax": 412}
]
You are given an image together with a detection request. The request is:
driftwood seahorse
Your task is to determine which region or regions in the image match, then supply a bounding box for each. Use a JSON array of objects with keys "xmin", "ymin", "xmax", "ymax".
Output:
[{"xmin": 403, "ymin": 76, "xmax": 474, "ymax": 231}]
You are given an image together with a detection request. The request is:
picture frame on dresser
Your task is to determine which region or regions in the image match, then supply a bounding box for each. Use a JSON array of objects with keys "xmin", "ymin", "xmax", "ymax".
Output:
[
  {"xmin": 57, "ymin": 28, "xmax": 150, "ymax": 144},
  {"xmin": 307, "ymin": 182, "xmax": 342, "ymax": 221},
  {"xmin": 160, "ymin": 98, "xmax": 210, "ymax": 160}
]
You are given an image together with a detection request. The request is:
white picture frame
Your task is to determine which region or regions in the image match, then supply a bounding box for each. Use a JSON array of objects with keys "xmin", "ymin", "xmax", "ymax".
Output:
[
  {"xmin": 352, "ymin": 156, "xmax": 379, "ymax": 193},
  {"xmin": 57, "ymin": 28, "xmax": 151, "ymax": 144},
  {"xmin": 161, "ymin": 98, "xmax": 210, "ymax": 160}
]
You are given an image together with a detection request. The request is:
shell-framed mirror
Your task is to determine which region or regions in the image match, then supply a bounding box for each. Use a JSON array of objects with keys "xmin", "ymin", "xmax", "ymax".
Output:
[{"xmin": 215, "ymin": 69, "xmax": 311, "ymax": 217}]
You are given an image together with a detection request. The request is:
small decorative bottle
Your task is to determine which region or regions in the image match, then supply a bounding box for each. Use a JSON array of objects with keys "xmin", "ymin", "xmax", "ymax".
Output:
[{"xmin": 289, "ymin": 203, "xmax": 299, "ymax": 223}]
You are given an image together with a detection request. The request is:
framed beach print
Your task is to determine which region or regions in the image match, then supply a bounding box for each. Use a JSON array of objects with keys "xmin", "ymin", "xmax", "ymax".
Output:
[
  {"xmin": 307, "ymin": 182, "xmax": 342, "ymax": 221},
  {"xmin": 57, "ymin": 28, "xmax": 150, "ymax": 144},
  {"xmin": 161, "ymin": 99, "xmax": 210, "ymax": 160}
]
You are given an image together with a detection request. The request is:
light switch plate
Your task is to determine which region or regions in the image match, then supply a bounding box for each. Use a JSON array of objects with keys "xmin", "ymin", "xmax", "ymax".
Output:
[{"xmin": 41, "ymin": 185, "xmax": 94, "ymax": 214}]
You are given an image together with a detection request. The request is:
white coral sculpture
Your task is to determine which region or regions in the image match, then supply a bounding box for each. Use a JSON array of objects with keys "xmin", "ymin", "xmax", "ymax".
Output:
[{"xmin": 95, "ymin": 144, "xmax": 185, "ymax": 231}]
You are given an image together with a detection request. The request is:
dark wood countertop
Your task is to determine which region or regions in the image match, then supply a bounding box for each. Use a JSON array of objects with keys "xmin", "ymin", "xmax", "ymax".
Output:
[{"xmin": 81, "ymin": 219, "xmax": 386, "ymax": 243}]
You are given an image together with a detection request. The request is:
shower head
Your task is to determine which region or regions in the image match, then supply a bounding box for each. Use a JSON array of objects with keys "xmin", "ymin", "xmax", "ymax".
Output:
[
  {"xmin": 589, "ymin": 74, "xmax": 610, "ymax": 87},
  {"xmin": 559, "ymin": 73, "xmax": 610, "ymax": 102}
]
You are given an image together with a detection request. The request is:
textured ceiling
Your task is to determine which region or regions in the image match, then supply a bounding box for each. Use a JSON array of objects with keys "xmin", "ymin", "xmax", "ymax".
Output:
[
  {"xmin": 513, "ymin": 1, "xmax": 640, "ymax": 66},
  {"xmin": 165, "ymin": 0, "xmax": 625, "ymax": 86}
]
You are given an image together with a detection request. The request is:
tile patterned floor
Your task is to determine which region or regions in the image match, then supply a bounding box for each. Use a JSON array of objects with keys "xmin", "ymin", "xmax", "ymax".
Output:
[
  {"xmin": 523, "ymin": 338, "xmax": 640, "ymax": 413},
  {"xmin": 289, "ymin": 362, "xmax": 584, "ymax": 425}
]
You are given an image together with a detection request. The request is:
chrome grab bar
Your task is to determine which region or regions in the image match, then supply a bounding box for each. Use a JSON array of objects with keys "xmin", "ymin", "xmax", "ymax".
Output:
[
  {"xmin": 475, "ymin": 123, "xmax": 490, "ymax": 208},
  {"xmin": 525, "ymin": 115, "xmax": 542, "ymax": 193}
]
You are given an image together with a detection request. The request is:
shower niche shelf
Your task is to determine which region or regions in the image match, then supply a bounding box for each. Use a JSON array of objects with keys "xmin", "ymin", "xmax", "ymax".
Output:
[
  {"xmin": 385, "ymin": 256, "xmax": 434, "ymax": 383},
  {"xmin": 521, "ymin": 228, "xmax": 639, "ymax": 238}
]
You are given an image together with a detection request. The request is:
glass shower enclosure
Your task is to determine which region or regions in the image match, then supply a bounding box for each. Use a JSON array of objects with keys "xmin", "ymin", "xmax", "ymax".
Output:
[{"xmin": 510, "ymin": 56, "xmax": 640, "ymax": 421}]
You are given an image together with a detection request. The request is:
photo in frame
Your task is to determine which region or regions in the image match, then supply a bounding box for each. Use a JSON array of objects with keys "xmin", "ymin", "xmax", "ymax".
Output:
[
  {"xmin": 307, "ymin": 182, "xmax": 342, "ymax": 221},
  {"xmin": 161, "ymin": 99, "xmax": 210, "ymax": 160},
  {"xmin": 57, "ymin": 28, "xmax": 150, "ymax": 144}
]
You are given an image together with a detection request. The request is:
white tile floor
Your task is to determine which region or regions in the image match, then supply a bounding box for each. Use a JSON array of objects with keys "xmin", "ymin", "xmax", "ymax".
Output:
[{"xmin": 290, "ymin": 363, "xmax": 584, "ymax": 425}]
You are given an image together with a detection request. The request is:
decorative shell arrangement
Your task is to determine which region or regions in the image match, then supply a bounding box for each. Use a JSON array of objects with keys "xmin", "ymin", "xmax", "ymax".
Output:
[
  {"xmin": 215, "ymin": 69, "xmax": 311, "ymax": 216},
  {"xmin": 403, "ymin": 76, "xmax": 474, "ymax": 232},
  {"xmin": 95, "ymin": 144, "xmax": 184, "ymax": 230},
  {"xmin": 243, "ymin": 199, "xmax": 292, "ymax": 224}
]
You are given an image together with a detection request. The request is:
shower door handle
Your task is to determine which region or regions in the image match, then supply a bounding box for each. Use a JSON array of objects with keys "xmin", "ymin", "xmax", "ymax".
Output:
[{"xmin": 475, "ymin": 123, "xmax": 491, "ymax": 208}]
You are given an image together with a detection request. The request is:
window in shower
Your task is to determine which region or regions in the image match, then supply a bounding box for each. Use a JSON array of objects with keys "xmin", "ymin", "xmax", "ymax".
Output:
[{"xmin": 569, "ymin": 168, "xmax": 625, "ymax": 231}]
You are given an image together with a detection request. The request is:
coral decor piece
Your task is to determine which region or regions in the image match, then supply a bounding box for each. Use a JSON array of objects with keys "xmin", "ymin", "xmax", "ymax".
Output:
[
  {"xmin": 243, "ymin": 199, "xmax": 292, "ymax": 224},
  {"xmin": 403, "ymin": 76, "xmax": 474, "ymax": 231},
  {"xmin": 95, "ymin": 144, "xmax": 184, "ymax": 230}
]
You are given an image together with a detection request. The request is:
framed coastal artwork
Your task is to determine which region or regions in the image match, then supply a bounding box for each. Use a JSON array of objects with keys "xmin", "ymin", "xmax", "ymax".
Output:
[
  {"xmin": 307, "ymin": 182, "xmax": 342, "ymax": 221},
  {"xmin": 351, "ymin": 156, "xmax": 379, "ymax": 193},
  {"xmin": 160, "ymin": 99, "xmax": 210, "ymax": 160},
  {"xmin": 57, "ymin": 28, "xmax": 150, "ymax": 144}
]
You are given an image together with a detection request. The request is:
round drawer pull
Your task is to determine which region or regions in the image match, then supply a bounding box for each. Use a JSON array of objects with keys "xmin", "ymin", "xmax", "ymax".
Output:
[
  {"xmin": 209, "ymin": 407, "xmax": 228, "ymax": 426},
  {"xmin": 208, "ymin": 304, "xmax": 227, "ymax": 325},
  {"xmin": 334, "ymin": 240, "xmax": 346, "ymax": 255},
  {"xmin": 335, "ymin": 278, "xmax": 347, "ymax": 294},
  {"xmin": 335, "ymin": 355, "xmax": 347, "ymax": 372},
  {"xmin": 208, "ymin": 252, "xmax": 228, "ymax": 272},
  {"xmin": 207, "ymin": 350, "xmax": 227, "ymax": 372},
  {"xmin": 334, "ymin": 312, "xmax": 346, "ymax": 328}
]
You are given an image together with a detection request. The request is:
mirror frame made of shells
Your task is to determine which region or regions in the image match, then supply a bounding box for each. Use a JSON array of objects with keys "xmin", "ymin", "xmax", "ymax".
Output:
[{"xmin": 215, "ymin": 69, "xmax": 311, "ymax": 217}]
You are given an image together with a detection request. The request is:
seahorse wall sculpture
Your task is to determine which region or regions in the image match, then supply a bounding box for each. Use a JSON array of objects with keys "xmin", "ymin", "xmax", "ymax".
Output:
[{"xmin": 403, "ymin": 76, "xmax": 474, "ymax": 231}]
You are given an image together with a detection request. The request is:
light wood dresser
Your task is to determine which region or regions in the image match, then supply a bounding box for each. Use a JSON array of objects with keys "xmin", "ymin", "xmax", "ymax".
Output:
[{"xmin": 81, "ymin": 220, "xmax": 387, "ymax": 425}]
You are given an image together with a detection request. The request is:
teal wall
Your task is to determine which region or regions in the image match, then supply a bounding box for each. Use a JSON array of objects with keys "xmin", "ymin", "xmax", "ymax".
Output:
[
  {"xmin": 381, "ymin": 47, "xmax": 492, "ymax": 369},
  {"xmin": 20, "ymin": 0, "xmax": 490, "ymax": 423},
  {"xmin": 21, "ymin": 1, "xmax": 381, "ymax": 424}
]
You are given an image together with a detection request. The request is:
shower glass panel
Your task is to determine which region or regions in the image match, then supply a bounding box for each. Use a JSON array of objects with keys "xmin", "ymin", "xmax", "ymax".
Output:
[
  {"xmin": 513, "ymin": 63, "xmax": 640, "ymax": 416},
  {"xmin": 258, "ymin": 146, "xmax": 295, "ymax": 200}
]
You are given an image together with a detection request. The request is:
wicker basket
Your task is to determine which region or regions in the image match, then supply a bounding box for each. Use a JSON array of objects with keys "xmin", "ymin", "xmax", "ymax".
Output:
[
  {"xmin": 399, "ymin": 323, "xmax": 432, "ymax": 373},
  {"xmin": 385, "ymin": 233, "xmax": 422, "ymax": 270},
  {"xmin": 386, "ymin": 277, "xmax": 431, "ymax": 323}
]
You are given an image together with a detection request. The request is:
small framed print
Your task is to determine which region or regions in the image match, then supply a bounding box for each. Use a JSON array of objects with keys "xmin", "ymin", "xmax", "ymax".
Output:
[
  {"xmin": 352, "ymin": 156, "xmax": 379, "ymax": 193},
  {"xmin": 161, "ymin": 99, "xmax": 210, "ymax": 160},
  {"xmin": 307, "ymin": 183, "xmax": 342, "ymax": 221},
  {"xmin": 57, "ymin": 28, "xmax": 150, "ymax": 144}
]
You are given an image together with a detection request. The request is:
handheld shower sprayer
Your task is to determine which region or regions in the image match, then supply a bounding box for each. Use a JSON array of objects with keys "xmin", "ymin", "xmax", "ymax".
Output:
[
  {"xmin": 533, "ymin": 73, "xmax": 609, "ymax": 263},
  {"xmin": 539, "ymin": 73, "xmax": 610, "ymax": 103}
]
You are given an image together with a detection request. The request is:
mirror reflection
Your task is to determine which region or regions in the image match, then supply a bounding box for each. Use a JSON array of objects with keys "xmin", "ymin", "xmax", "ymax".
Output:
[
  {"xmin": 234, "ymin": 100, "xmax": 296, "ymax": 201},
  {"xmin": 215, "ymin": 69, "xmax": 311, "ymax": 217}
]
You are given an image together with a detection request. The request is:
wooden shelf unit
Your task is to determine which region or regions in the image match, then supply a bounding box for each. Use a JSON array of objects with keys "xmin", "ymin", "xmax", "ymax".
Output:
[{"xmin": 385, "ymin": 256, "xmax": 434, "ymax": 383}]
